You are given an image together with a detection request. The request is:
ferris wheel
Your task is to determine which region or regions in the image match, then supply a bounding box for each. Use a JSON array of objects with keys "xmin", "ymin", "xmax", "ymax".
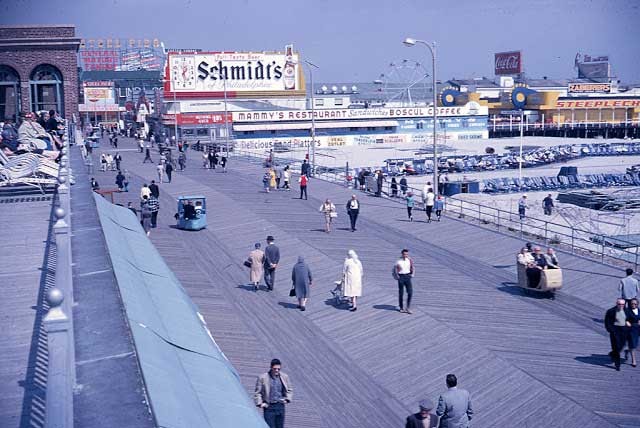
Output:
[{"xmin": 374, "ymin": 59, "xmax": 431, "ymax": 106}]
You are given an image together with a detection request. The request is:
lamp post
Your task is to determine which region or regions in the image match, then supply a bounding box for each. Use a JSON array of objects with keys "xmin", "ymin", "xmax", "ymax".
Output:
[
  {"xmin": 222, "ymin": 74, "xmax": 231, "ymax": 155},
  {"xmin": 404, "ymin": 37, "xmax": 439, "ymax": 195},
  {"xmin": 303, "ymin": 60, "xmax": 319, "ymax": 176}
]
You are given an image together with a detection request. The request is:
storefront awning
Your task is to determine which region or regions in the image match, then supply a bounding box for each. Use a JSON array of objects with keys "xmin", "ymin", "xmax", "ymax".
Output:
[{"xmin": 233, "ymin": 120, "xmax": 399, "ymax": 132}]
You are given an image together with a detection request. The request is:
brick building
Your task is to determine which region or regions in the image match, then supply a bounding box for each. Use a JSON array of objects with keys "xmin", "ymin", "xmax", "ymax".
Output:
[{"xmin": 0, "ymin": 25, "xmax": 80, "ymax": 122}]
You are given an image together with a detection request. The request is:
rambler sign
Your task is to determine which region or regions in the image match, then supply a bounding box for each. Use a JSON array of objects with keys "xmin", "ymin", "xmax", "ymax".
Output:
[
  {"xmin": 168, "ymin": 46, "xmax": 299, "ymax": 93},
  {"xmin": 233, "ymin": 103, "xmax": 487, "ymax": 123}
]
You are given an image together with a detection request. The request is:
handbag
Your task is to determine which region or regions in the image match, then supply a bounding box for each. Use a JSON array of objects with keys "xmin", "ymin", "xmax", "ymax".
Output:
[
  {"xmin": 329, "ymin": 212, "xmax": 338, "ymax": 218},
  {"xmin": 289, "ymin": 288, "xmax": 296, "ymax": 297},
  {"xmin": 243, "ymin": 259, "xmax": 252, "ymax": 268}
]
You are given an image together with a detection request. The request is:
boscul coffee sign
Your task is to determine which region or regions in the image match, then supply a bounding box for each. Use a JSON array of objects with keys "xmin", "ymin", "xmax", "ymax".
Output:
[
  {"xmin": 168, "ymin": 45, "xmax": 300, "ymax": 94},
  {"xmin": 494, "ymin": 51, "xmax": 522, "ymax": 75}
]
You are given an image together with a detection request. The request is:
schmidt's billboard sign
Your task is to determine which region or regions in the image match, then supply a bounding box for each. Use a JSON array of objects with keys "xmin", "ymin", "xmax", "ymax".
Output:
[
  {"xmin": 166, "ymin": 46, "xmax": 301, "ymax": 96},
  {"xmin": 494, "ymin": 51, "xmax": 522, "ymax": 75}
]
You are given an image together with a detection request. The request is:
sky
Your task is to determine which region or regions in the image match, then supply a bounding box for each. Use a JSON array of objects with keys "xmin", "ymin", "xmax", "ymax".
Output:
[{"xmin": 2, "ymin": 0, "xmax": 640, "ymax": 84}]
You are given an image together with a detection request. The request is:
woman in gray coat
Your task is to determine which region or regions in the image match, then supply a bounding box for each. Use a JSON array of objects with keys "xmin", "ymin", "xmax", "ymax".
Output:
[{"xmin": 291, "ymin": 256, "xmax": 312, "ymax": 311}]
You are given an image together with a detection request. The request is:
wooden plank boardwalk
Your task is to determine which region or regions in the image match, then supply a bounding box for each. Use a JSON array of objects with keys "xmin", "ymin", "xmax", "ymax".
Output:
[
  {"xmin": 0, "ymin": 199, "xmax": 53, "ymax": 428},
  {"xmin": 98, "ymin": 137, "xmax": 640, "ymax": 428}
]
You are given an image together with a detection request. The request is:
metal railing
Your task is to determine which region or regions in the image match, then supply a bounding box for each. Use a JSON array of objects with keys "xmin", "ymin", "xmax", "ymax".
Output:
[
  {"xmin": 229, "ymin": 149, "xmax": 638, "ymax": 268},
  {"xmin": 357, "ymin": 177, "xmax": 638, "ymax": 269},
  {"xmin": 43, "ymin": 137, "xmax": 76, "ymax": 427},
  {"xmin": 231, "ymin": 149, "xmax": 353, "ymax": 186}
]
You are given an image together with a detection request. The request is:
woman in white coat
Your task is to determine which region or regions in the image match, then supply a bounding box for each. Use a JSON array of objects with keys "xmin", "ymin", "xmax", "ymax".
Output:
[{"xmin": 343, "ymin": 249, "xmax": 363, "ymax": 311}]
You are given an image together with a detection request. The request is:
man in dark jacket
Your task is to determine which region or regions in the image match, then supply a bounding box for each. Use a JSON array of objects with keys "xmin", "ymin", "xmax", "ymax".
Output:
[
  {"xmin": 149, "ymin": 180, "xmax": 160, "ymax": 198},
  {"xmin": 543, "ymin": 193, "xmax": 554, "ymax": 215},
  {"xmin": 346, "ymin": 194, "xmax": 360, "ymax": 232},
  {"xmin": 406, "ymin": 399, "xmax": 438, "ymax": 428},
  {"xmin": 301, "ymin": 159, "xmax": 310, "ymax": 177},
  {"xmin": 605, "ymin": 298, "xmax": 629, "ymax": 371},
  {"xmin": 263, "ymin": 236, "xmax": 280, "ymax": 291},
  {"xmin": 165, "ymin": 162, "xmax": 174, "ymax": 183}
]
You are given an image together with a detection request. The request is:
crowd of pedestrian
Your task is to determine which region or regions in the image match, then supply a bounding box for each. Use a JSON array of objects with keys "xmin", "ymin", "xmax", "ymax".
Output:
[{"xmin": 87, "ymin": 128, "xmax": 640, "ymax": 428}]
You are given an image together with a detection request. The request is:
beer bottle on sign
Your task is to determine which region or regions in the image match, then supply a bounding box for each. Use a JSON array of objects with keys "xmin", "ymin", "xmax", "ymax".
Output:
[{"xmin": 283, "ymin": 45, "xmax": 296, "ymax": 90}]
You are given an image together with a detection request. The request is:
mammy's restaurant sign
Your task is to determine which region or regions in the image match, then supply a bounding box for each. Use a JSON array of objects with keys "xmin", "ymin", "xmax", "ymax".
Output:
[
  {"xmin": 168, "ymin": 46, "xmax": 299, "ymax": 93},
  {"xmin": 233, "ymin": 102, "xmax": 487, "ymax": 123}
]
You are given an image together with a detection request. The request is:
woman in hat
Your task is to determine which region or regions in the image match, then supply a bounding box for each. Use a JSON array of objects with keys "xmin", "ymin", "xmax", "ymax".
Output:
[{"xmin": 405, "ymin": 399, "xmax": 438, "ymax": 427}]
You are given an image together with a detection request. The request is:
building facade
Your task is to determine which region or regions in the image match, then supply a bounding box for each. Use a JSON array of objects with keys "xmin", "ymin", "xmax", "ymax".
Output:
[{"xmin": 0, "ymin": 25, "xmax": 80, "ymax": 121}]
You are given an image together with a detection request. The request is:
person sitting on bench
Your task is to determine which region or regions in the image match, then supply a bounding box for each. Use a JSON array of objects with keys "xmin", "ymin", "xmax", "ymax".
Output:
[
  {"xmin": 544, "ymin": 248, "xmax": 560, "ymax": 269},
  {"xmin": 526, "ymin": 247, "xmax": 547, "ymax": 288}
]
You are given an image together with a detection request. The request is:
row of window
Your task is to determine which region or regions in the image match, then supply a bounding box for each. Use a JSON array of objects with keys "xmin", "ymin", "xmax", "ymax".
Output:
[
  {"xmin": 314, "ymin": 98, "xmax": 344, "ymax": 107},
  {"xmin": 0, "ymin": 64, "xmax": 65, "ymax": 122}
]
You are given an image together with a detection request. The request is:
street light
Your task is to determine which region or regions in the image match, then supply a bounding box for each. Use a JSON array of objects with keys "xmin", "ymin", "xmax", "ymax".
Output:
[
  {"xmin": 222, "ymin": 74, "xmax": 231, "ymax": 156},
  {"xmin": 404, "ymin": 37, "xmax": 439, "ymax": 195},
  {"xmin": 303, "ymin": 60, "xmax": 319, "ymax": 176}
]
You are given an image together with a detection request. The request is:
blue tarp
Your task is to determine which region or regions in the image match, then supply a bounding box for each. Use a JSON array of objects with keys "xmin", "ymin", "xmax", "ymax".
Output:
[{"xmin": 94, "ymin": 194, "xmax": 267, "ymax": 428}]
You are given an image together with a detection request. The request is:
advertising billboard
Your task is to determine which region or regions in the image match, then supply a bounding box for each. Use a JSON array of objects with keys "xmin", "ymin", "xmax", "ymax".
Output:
[
  {"xmin": 167, "ymin": 45, "xmax": 301, "ymax": 95},
  {"xmin": 494, "ymin": 51, "xmax": 522, "ymax": 75},
  {"xmin": 567, "ymin": 83, "xmax": 611, "ymax": 94},
  {"xmin": 575, "ymin": 53, "xmax": 610, "ymax": 79},
  {"xmin": 79, "ymin": 38, "xmax": 164, "ymax": 71}
]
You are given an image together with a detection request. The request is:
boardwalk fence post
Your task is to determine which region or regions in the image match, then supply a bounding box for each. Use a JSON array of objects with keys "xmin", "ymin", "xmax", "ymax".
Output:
[
  {"xmin": 43, "ymin": 288, "xmax": 74, "ymax": 428},
  {"xmin": 544, "ymin": 222, "xmax": 548, "ymax": 243},
  {"xmin": 53, "ymin": 205, "xmax": 76, "ymax": 388},
  {"xmin": 497, "ymin": 210, "xmax": 500, "ymax": 230},
  {"xmin": 571, "ymin": 229, "xmax": 575, "ymax": 253}
]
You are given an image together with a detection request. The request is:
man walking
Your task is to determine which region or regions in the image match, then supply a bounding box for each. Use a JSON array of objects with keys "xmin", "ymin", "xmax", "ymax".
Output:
[
  {"xmin": 220, "ymin": 154, "xmax": 228, "ymax": 172},
  {"xmin": 254, "ymin": 359, "xmax": 292, "ymax": 428},
  {"xmin": 264, "ymin": 235, "xmax": 280, "ymax": 291},
  {"xmin": 301, "ymin": 159, "xmax": 310, "ymax": 177},
  {"xmin": 605, "ymin": 298, "xmax": 629, "ymax": 371},
  {"xmin": 114, "ymin": 152, "xmax": 122, "ymax": 171},
  {"xmin": 143, "ymin": 146, "xmax": 152, "ymax": 163},
  {"xmin": 619, "ymin": 268, "xmax": 639, "ymax": 307},
  {"xmin": 394, "ymin": 249, "xmax": 415, "ymax": 314},
  {"xmin": 149, "ymin": 180, "xmax": 160, "ymax": 198},
  {"xmin": 346, "ymin": 194, "xmax": 360, "ymax": 232},
  {"xmin": 299, "ymin": 174, "xmax": 308, "ymax": 200},
  {"xmin": 436, "ymin": 374, "xmax": 473, "ymax": 428},
  {"xmin": 148, "ymin": 194, "xmax": 160, "ymax": 228},
  {"xmin": 518, "ymin": 194, "xmax": 528, "ymax": 220},
  {"xmin": 165, "ymin": 161, "xmax": 174, "ymax": 183},
  {"xmin": 543, "ymin": 193, "xmax": 554, "ymax": 216},
  {"xmin": 156, "ymin": 162, "xmax": 164, "ymax": 183}
]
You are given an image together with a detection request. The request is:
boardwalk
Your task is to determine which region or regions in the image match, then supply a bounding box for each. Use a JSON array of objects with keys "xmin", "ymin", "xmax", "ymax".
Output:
[
  {"xmin": 0, "ymin": 198, "xmax": 53, "ymax": 428},
  {"xmin": 91, "ymin": 138, "xmax": 640, "ymax": 428}
]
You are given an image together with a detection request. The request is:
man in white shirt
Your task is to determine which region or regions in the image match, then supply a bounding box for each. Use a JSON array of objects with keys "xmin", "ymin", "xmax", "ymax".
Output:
[{"xmin": 395, "ymin": 249, "xmax": 415, "ymax": 314}]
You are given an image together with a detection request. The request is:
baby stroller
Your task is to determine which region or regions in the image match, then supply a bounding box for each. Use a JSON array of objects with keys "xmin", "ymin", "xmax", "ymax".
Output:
[{"xmin": 330, "ymin": 279, "xmax": 350, "ymax": 307}]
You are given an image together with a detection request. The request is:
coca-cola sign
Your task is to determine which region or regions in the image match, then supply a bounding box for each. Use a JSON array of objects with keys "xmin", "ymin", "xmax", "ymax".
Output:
[{"xmin": 494, "ymin": 51, "xmax": 522, "ymax": 75}]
